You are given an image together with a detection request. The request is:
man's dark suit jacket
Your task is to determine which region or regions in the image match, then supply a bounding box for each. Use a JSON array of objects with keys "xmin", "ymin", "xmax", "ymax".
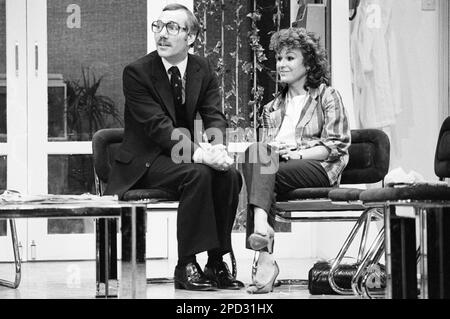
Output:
[{"xmin": 105, "ymin": 51, "xmax": 227, "ymax": 198}]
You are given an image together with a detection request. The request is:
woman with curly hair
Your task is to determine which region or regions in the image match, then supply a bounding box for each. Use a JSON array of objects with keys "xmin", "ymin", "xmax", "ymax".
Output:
[{"xmin": 242, "ymin": 28, "xmax": 351, "ymax": 294}]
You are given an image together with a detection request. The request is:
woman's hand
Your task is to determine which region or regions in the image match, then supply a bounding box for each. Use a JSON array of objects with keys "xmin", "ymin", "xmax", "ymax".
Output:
[
  {"xmin": 279, "ymin": 149, "xmax": 302, "ymax": 161},
  {"xmin": 270, "ymin": 141, "xmax": 296, "ymax": 152}
]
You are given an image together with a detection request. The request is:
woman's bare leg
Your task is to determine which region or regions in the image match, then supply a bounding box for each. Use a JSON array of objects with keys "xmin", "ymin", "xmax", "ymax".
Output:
[{"xmin": 253, "ymin": 207, "xmax": 271, "ymax": 235}]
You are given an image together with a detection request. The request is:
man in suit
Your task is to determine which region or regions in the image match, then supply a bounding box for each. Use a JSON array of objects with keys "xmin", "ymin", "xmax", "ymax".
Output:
[{"xmin": 105, "ymin": 3, "xmax": 244, "ymax": 291}]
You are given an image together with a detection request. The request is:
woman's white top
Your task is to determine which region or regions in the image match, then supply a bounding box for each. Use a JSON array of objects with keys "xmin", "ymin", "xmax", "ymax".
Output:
[{"xmin": 275, "ymin": 93, "xmax": 307, "ymax": 147}]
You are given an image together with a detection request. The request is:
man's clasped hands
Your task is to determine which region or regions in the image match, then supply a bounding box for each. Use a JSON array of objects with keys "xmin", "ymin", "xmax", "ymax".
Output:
[{"xmin": 194, "ymin": 144, "xmax": 235, "ymax": 171}]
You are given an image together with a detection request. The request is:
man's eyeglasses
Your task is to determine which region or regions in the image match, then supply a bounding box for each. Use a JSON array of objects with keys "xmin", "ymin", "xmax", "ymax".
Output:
[{"xmin": 151, "ymin": 20, "xmax": 188, "ymax": 35}]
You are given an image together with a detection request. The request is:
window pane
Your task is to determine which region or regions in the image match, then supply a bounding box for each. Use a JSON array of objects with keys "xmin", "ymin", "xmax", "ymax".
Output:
[
  {"xmin": 47, "ymin": 155, "xmax": 94, "ymax": 234},
  {"xmin": 47, "ymin": 0, "xmax": 147, "ymax": 141}
]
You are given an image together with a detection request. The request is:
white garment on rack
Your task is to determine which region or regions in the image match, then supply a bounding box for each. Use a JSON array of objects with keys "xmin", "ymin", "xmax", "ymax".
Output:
[{"xmin": 350, "ymin": 0, "xmax": 402, "ymax": 129}]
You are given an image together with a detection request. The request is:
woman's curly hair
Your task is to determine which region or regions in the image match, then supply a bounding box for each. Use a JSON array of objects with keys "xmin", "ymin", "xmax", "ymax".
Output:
[{"xmin": 269, "ymin": 27, "xmax": 330, "ymax": 90}]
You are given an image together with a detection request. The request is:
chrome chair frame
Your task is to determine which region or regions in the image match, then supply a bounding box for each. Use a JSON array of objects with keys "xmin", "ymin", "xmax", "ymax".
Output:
[
  {"xmin": 327, "ymin": 206, "xmax": 384, "ymax": 296},
  {"xmin": 0, "ymin": 219, "xmax": 21, "ymax": 289},
  {"xmin": 356, "ymin": 228, "xmax": 385, "ymax": 299},
  {"xmin": 274, "ymin": 206, "xmax": 385, "ymax": 296}
]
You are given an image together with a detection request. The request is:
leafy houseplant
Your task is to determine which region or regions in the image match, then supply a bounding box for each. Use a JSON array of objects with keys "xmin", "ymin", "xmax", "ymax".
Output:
[{"xmin": 65, "ymin": 67, "xmax": 123, "ymax": 141}]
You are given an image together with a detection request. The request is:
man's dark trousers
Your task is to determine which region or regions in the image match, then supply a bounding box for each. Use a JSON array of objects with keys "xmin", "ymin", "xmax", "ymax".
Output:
[{"xmin": 134, "ymin": 155, "xmax": 242, "ymax": 258}]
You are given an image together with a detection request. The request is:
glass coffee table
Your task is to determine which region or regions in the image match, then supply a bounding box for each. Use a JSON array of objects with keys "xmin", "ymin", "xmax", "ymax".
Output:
[{"xmin": 0, "ymin": 194, "xmax": 147, "ymax": 299}]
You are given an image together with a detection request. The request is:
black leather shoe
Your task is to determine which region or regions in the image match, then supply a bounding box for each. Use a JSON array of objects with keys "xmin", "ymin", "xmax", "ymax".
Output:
[
  {"xmin": 204, "ymin": 261, "xmax": 244, "ymax": 290},
  {"xmin": 174, "ymin": 262, "xmax": 217, "ymax": 291}
]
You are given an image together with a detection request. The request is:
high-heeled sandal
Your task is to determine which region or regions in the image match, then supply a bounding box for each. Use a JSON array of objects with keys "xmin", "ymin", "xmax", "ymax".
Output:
[
  {"xmin": 247, "ymin": 253, "xmax": 279, "ymax": 294},
  {"xmin": 248, "ymin": 225, "xmax": 275, "ymax": 253}
]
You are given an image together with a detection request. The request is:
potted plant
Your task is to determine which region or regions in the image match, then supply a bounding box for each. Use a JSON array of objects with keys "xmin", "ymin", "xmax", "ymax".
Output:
[{"xmin": 65, "ymin": 66, "xmax": 123, "ymax": 141}]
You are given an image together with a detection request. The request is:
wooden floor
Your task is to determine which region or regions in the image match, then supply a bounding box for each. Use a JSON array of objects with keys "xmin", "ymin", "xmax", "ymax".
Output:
[{"xmin": 0, "ymin": 258, "xmax": 363, "ymax": 299}]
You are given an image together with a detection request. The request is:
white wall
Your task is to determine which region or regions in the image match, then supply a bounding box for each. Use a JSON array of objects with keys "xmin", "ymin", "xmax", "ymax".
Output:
[{"xmin": 331, "ymin": 0, "xmax": 357, "ymax": 129}]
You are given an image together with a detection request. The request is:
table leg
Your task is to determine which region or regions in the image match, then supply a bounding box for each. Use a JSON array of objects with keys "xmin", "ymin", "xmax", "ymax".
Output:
[
  {"xmin": 95, "ymin": 218, "xmax": 118, "ymax": 298},
  {"xmin": 425, "ymin": 207, "xmax": 450, "ymax": 299},
  {"xmin": 418, "ymin": 207, "xmax": 428, "ymax": 299},
  {"xmin": 386, "ymin": 205, "xmax": 417, "ymax": 299},
  {"xmin": 119, "ymin": 206, "xmax": 147, "ymax": 299}
]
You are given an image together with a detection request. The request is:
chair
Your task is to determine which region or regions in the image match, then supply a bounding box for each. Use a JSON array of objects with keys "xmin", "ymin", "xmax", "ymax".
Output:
[
  {"xmin": 92, "ymin": 128, "xmax": 238, "ymax": 284},
  {"xmin": 274, "ymin": 129, "xmax": 390, "ymax": 297},
  {"xmin": 360, "ymin": 116, "xmax": 450, "ymax": 299}
]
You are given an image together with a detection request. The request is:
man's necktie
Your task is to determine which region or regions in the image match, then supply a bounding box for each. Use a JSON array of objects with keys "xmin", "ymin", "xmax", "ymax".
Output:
[
  {"xmin": 168, "ymin": 66, "xmax": 186, "ymax": 127},
  {"xmin": 169, "ymin": 66, "xmax": 182, "ymax": 107}
]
